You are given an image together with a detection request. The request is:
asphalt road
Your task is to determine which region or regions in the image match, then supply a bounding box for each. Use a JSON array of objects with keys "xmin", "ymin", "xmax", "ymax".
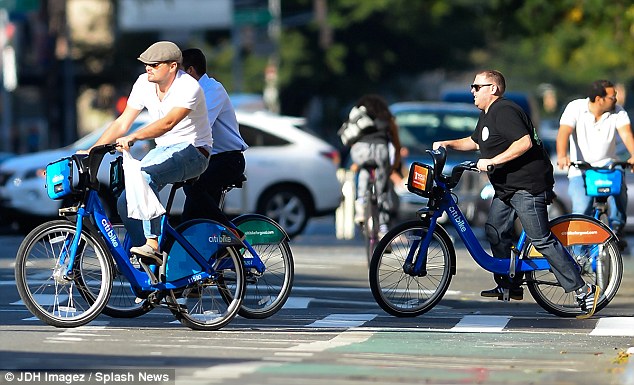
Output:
[{"xmin": 1, "ymin": 216, "xmax": 634, "ymax": 385}]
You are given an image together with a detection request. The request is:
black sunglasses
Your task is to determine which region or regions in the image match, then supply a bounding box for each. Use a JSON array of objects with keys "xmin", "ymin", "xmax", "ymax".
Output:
[
  {"xmin": 146, "ymin": 62, "xmax": 168, "ymax": 69},
  {"xmin": 470, "ymin": 84, "xmax": 493, "ymax": 92}
]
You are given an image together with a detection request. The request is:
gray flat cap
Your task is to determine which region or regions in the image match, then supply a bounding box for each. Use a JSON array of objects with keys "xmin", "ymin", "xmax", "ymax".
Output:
[{"xmin": 138, "ymin": 41, "xmax": 182, "ymax": 64}]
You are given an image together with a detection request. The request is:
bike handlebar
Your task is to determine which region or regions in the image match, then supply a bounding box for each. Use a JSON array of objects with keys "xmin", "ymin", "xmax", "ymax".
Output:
[{"xmin": 570, "ymin": 160, "xmax": 632, "ymax": 171}]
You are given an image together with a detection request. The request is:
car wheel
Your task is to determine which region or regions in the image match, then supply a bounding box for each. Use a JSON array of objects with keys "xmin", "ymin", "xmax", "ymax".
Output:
[{"xmin": 257, "ymin": 186, "xmax": 311, "ymax": 238}]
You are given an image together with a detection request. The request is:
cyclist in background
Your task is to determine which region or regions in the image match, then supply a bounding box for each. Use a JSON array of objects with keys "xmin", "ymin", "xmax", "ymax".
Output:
[
  {"xmin": 556, "ymin": 79, "xmax": 634, "ymax": 251},
  {"xmin": 345, "ymin": 94, "xmax": 402, "ymax": 240}
]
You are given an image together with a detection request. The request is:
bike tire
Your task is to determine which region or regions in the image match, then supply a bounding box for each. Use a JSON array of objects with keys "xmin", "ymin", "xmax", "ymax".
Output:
[
  {"xmin": 526, "ymin": 215, "xmax": 623, "ymax": 317},
  {"xmin": 14, "ymin": 220, "xmax": 113, "ymax": 327},
  {"xmin": 369, "ymin": 220, "xmax": 453, "ymax": 317},
  {"xmin": 364, "ymin": 188, "xmax": 380, "ymax": 266},
  {"xmin": 99, "ymin": 224, "xmax": 152, "ymax": 319},
  {"xmin": 230, "ymin": 214, "xmax": 294, "ymax": 319},
  {"xmin": 171, "ymin": 245, "xmax": 246, "ymax": 330}
]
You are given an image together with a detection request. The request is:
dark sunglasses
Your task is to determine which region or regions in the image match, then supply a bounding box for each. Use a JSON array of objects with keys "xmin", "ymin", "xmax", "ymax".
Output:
[
  {"xmin": 146, "ymin": 62, "xmax": 167, "ymax": 69},
  {"xmin": 470, "ymin": 83, "xmax": 493, "ymax": 92}
]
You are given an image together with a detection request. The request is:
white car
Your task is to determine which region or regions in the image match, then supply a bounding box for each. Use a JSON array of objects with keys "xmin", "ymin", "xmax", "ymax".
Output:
[{"xmin": 0, "ymin": 111, "xmax": 342, "ymax": 238}]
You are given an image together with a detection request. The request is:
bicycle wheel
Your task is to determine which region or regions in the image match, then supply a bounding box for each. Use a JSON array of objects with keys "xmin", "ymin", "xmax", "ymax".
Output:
[
  {"xmin": 170, "ymin": 246, "xmax": 246, "ymax": 331},
  {"xmin": 231, "ymin": 215, "xmax": 294, "ymax": 319},
  {"xmin": 369, "ymin": 221, "xmax": 453, "ymax": 317},
  {"xmin": 100, "ymin": 224, "xmax": 152, "ymax": 318},
  {"xmin": 363, "ymin": 187, "xmax": 380, "ymax": 266},
  {"xmin": 14, "ymin": 220, "xmax": 113, "ymax": 327},
  {"xmin": 526, "ymin": 215, "xmax": 623, "ymax": 317}
]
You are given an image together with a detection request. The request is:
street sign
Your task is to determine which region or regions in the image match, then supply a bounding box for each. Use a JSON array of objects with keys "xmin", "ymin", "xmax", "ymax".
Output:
[
  {"xmin": 0, "ymin": 0, "xmax": 39, "ymax": 13},
  {"xmin": 234, "ymin": 7, "xmax": 272, "ymax": 26}
]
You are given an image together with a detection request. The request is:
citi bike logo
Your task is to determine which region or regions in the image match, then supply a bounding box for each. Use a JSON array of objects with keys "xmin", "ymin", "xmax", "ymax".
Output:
[
  {"xmin": 101, "ymin": 218, "xmax": 120, "ymax": 248},
  {"xmin": 449, "ymin": 206, "xmax": 467, "ymax": 232},
  {"xmin": 208, "ymin": 234, "xmax": 233, "ymax": 243}
]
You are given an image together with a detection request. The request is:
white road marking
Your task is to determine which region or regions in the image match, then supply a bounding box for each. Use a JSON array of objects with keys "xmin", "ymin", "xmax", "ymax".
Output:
[
  {"xmin": 590, "ymin": 317, "xmax": 634, "ymax": 336},
  {"xmin": 450, "ymin": 315, "xmax": 511, "ymax": 332},
  {"xmin": 306, "ymin": 313, "xmax": 377, "ymax": 328}
]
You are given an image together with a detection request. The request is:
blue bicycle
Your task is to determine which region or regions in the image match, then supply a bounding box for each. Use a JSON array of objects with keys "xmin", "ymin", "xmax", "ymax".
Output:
[
  {"xmin": 14, "ymin": 144, "xmax": 246, "ymax": 330},
  {"xmin": 369, "ymin": 147, "xmax": 623, "ymax": 318},
  {"xmin": 104, "ymin": 175, "xmax": 295, "ymax": 320},
  {"xmin": 570, "ymin": 160, "xmax": 631, "ymax": 239}
]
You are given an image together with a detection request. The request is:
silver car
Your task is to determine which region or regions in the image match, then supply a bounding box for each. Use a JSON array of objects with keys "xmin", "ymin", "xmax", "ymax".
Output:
[{"xmin": 0, "ymin": 111, "xmax": 343, "ymax": 238}]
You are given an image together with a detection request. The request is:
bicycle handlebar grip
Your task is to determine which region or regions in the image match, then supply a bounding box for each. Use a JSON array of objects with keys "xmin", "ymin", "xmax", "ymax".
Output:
[{"xmin": 487, "ymin": 164, "xmax": 495, "ymax": 172}]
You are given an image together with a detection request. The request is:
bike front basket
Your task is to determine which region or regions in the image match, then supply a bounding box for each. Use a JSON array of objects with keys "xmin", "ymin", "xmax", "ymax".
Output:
[
  {"xmin": 45, "ymin": 157, "xmax": 80, "ymax": 200},
  {"xmin": 407, "ymin": 162, "xmax": 434, "ymax": 197},
  {"xmin": 584, "ymin": 169, "xmax": 622, "ymax": 197}
]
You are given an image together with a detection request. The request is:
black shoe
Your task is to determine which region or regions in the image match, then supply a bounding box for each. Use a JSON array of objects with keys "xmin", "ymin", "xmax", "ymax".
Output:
[
  {"xmin": 576, "ymin": 284, "xmax": 601, "ymax": 319},
  {"xmin": 480, "ymin": 286, "xmax": 523, "ymax": 300}
]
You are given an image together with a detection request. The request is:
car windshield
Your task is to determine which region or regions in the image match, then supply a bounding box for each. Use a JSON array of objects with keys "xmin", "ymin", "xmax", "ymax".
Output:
[{"xmin": 394, "ymin": 110, "xmax": 479, "ymax": 154}]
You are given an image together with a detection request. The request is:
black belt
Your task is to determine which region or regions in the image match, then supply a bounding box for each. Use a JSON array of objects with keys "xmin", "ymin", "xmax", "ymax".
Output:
[{"xmin": 196, "ymin": 147, "xmax": 210, "ymax": 158}]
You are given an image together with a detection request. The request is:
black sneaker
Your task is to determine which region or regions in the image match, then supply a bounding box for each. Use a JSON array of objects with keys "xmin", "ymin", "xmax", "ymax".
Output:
[
  {"xmin": 480, "ymin": 286, "xmax": 523, "ymax": 301},
  {"xmin": 576, "ymin": 284, "xmax": 601, "ymax": 319}
]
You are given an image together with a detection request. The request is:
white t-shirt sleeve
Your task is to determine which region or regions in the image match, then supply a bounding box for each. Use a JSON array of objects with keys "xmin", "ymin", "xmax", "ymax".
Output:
[{"xmin": 559, "ymin": 98, "xmax": 583, "ymax": 129}]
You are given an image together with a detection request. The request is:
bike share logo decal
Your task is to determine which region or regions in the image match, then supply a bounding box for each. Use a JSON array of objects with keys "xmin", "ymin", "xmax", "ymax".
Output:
[
  {"xmin": 208, "ymin": 234, "xmax": 233, "ymax": 243},
  {"xmin": 559, "ymin": 230, "xmax": 598, "ymax": 236},
  {"xmin": 482, "ymin": 126, "xmax": 490, "ymax": 141},
  {"xmin": 245, "ymin": 230, "xmax": 275, "ymax": 236},
  {"xmin": 449, "ymin": 206, "xmax": 467, "ymax": 232},
  {"xmin": 51, "ymin": 174, "xmax": 64, "ymax": 183},
  {"xmin": 101, "ymin": 218, "xmax": 120, "ymax": 248}
]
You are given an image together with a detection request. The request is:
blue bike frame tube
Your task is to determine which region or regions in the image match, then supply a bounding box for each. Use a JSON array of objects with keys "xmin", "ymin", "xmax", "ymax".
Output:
[
  {"xmin": 61, "ymin": 207, "xmax": 85, "ymax": 278},
  {"xmin": 410, "ymin": 209, "xmax": 440, "ymax": 275},
  {"xmin": 439, "ymin": 190, "xmax": 551, "ymax": 274},
  {"xmin": 87, "ymin": 192, "xmax": 154, "ymax": 290}
]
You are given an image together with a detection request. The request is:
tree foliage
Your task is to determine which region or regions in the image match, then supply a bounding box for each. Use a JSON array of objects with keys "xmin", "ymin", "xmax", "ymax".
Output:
[{"xmin": 233, "ymin": 0, "xmax": 634, "ymax": 128}]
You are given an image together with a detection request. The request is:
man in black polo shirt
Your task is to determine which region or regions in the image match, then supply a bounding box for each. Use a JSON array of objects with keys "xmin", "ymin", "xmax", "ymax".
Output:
[{"xmin": 433, "ymin": 70, "xmax": 599, "ymax": 318}]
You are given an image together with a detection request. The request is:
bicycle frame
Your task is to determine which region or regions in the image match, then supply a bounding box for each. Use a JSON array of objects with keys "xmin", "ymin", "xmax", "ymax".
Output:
[
  {"xmin": 407, "ymin": 183, "xmax": 551, "ymax": 277},
  {"xmin": 405, "ymin": 148, "xmax": 615, "ymax": 279},
  {"xmin": 61, "ymin": 189, "xmax": 238, "ymax": 293}
]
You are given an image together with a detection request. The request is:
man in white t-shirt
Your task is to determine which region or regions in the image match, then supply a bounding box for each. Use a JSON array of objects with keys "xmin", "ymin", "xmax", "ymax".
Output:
[
  {"xmin": 556, "ymin": 79, "xmax": 634, "ymax": 249},
  {"xmin": 180, "ymin": 48, "xmax": 248, "ymax": 228},
  {"xmin": 88, "ymin": 41, "xmax": 212, "ymax": 265}
]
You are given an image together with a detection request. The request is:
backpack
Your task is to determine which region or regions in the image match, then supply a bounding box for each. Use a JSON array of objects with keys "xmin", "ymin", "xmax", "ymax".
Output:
[{"xmin": 337, "ymin": 105, "xmax": 376, "ymax": 146}]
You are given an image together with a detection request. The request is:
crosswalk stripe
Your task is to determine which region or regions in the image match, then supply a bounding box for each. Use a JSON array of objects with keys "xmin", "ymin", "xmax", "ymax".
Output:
[
  {"xmin": 450, "ymin": 315, "xmax": 511, "ymax": 332},
  {"xmin": 306, "ymin": 313, "xmax": 377, "ymax": 328},
  {"xmin": 590, "ymin": 317, "xmax": 634, "ymax": 336}
]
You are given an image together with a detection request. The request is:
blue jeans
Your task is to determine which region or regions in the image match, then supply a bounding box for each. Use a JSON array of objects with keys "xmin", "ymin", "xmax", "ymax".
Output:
[
  {"xmin": 568, "ymin": 175, "xmax": 627, "ymax": 231},
  {"xmin": 117, "ymin": 143, "xmax": 210, "ymax": 246},
  {"xmin": 485, "ymin": 190, "xmax": 586, "ymax": 293}
]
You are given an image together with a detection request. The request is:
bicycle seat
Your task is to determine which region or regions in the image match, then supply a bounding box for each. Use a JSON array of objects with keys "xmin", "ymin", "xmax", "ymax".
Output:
[
  {"xmin": 222, "ymin": 174, "xmax": 247, "ymax": 190},
  {"xmin": 172, "ymin": 177, "xmax": 200, "ymax": 190}
]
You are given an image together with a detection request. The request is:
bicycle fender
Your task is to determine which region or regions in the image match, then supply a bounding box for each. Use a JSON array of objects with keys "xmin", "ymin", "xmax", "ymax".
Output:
[
  {"xmin": 233, "ymin": 213, "xmax": 290, "ymax": 244},
  {"xmin": 526, "ymin": 214, "xmax": 614, "ymax": 258},
  {"xmin": 550, "ymin": 214, "xmax": 613, "ymax": 246}
]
